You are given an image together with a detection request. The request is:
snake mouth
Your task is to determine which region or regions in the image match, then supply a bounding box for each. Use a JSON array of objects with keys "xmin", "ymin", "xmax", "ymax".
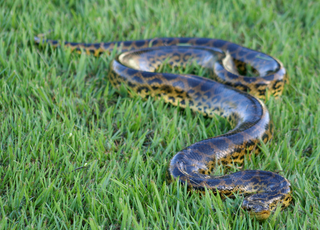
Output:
[{"xmin": 242, "ymin": 205, "xmax": 271, "ymax": 221}]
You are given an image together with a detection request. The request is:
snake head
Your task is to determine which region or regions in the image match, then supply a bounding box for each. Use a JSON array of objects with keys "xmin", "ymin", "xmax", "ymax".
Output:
[{"xmin": 241, "ymin": 199, "xmax": 271, "ymax": 221}]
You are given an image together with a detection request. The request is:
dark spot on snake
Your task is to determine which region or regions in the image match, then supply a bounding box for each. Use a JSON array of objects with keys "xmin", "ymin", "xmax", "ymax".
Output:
[
  {"xmin": 238, "ymin": 50, "xmax": 246, "ymax": 57},
  {"xmin": 68, "ymin": 42, "xmax": 78, "ymax": 47},
  {"xmin": 87, "ymin": 49, "xmax": 95, "ymax": 54},
  {"xmin": 244, "ymin": 77, "xmax": 257, "ymax": 83},
  {"xmin": 84, "ymin": 43, "xmax": 94, "ymax": 48},
  {"xmin": 261, "ymin": 133, "xmax": 269, "ymax": 142},
  {"xmin": 194, "ymin": 92, "xmax": 202, "ymax": 100},
  {"xmin": 128, "ymin": 82, "xmax": 136, "ymax": 88},
  {"xmin": 243, "ymin": 140, "xmax": 255, "ymax": 149},
  {"xmin": 200, "ymin": 82, "xmax": 213, "ymax": 92},
  {"xmin": 176, "ymin": 94, "xmax": 184, "ymax": 99},
  {"xmin": 160, "ymin": 85, "xmax": 172, "ymax": 93},
  {"xmin": 227, "ymin": 44, "xmax": 238, "ymax": 53},
  {"xmin": 206, "ymin": 180, "xmax": 222, "ymax": 187},
  {"xmin": 123, "ymin": 41, "xmax": 133, "ymax": 47},
  {"xmin": 93, "ymin": 43, "xmax": 101, "ymax": 49},
  {"xmin": 194, "ymin": 38, "xmax": 208, "ymax": 46},
  {"xmin": 187, "ymin": 78, "xmax": 201, "ymax": 87},
  {"xmin": 193, "ymin": 186, "xmax": 206, "ymax": 192},
  {"xmin": 127, "ymin": 68, "xmax": 139, "ymax": 75},
  {"xmin": 212, "ymin": 40, "xmax": 226, "ymax": 48},
  {"xmin": 187, "ymin": 89, "xmax": 195, "ymax": 95},
  {"xmin": 137, "ymin": 86, "xmax": 150, "ymax": 94},
  {"xmin": 231, "ymin": 149, "xmax": 243, "ymax": 158},
  {"xmin": 204, "ymin": 91, "xmax": 211, "ymax": 98},
  {"xmin": 175, "ymin": 88, "xmax": 184, "ymax": 94},
  {"xmin": 50, "ymin": 40, "xmax": 58, "ymax": 45},
  {"xmin": 183, "ymin": 52, "xmax": 192, "ymax": 62},
  {"xmin": 246, "ymin": 53, "xmax": 257, "ymax": 61},
  {"xmin": 102, "ymin": 43, "xmax": 111, "ymax": 49},
  {"xmin": 150, "ymin": 39, "xmax": 158, "ymax": 46},
  {"xmin": 224, "ymin": 178, "xmax": 233, "ymax": 185},
  {"xmin": 133, "ymin": 76, "xmax": 144, "ymax": 84},
  {"xmin": 168, "ymin": 96, "xmax": 176, "ymax": 103},
  {"xmin": 172, "ymin": 80, "xmax": 185, "ymax": 88},
  {"xmin": 135, "ymin": 41, "xmax": 147, "ymax": 48},
  {"xmin": 245, "ymin": 176, "xmax": 260, "ymax": 185},
  {"xmin": 227, "ymin": 72, "xmax": 238, "ymax": 79},
  {"xmin": 148, "ymin": 78, "xmax": 162, "ymax": 85},
  {"xmin": 272, "ymin": 80, "xmax": 283, "ymax": 90},
  {"xmin": 257, "ymin": 88, "xmax": 266, "ymax": 96}
]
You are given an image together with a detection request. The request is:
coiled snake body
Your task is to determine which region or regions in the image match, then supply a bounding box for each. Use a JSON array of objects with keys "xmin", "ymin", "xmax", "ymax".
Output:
[{"xmin": 35, "ymin": 37, "xmax": 291, "ymax": 220}]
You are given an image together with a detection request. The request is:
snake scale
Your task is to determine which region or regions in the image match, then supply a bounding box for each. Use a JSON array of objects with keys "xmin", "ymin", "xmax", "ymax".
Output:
[{"xmin": 35, "ymin": 36, "xmax": 292, "ymax": 220}]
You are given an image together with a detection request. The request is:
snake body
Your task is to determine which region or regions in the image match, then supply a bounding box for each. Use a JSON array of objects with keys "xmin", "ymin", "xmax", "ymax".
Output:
[{"xmin": 35, "ymin": 37, "xmax": 291, "ymax": 220}]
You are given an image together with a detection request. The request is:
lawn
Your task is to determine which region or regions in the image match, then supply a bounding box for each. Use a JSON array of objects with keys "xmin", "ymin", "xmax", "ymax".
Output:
[{"xmin": 1, "ymin": 0, "xmax": 319, "ymax": 229}]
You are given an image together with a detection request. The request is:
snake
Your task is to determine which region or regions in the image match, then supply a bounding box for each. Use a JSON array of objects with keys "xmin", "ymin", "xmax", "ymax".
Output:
[{"xmin": 34, "ymin": 36, "xmax": 291, "ymax": 220}]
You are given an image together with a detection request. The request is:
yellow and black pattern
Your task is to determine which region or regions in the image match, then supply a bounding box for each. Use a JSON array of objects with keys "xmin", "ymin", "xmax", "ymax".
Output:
[{"xmin": 35, "ymin": 36, "xmax": 291, "ymax": 220}]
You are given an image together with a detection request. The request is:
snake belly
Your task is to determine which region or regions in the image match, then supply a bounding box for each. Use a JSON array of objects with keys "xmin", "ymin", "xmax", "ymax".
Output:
[{"xmin": 35, "ymin": 37, "xmax": 292, "ymax": 220}]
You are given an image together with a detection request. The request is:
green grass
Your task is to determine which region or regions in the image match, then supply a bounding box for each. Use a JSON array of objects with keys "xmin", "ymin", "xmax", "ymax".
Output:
[{"xmin": 1, "ymin": 0, "xmax": 320, "ymax": 229}]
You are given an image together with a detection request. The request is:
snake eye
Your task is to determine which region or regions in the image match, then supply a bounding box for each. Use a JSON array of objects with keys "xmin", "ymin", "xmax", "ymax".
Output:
[{"xmin": 246, "ymin": 207, "xmax": 252, "ymax": 211}]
